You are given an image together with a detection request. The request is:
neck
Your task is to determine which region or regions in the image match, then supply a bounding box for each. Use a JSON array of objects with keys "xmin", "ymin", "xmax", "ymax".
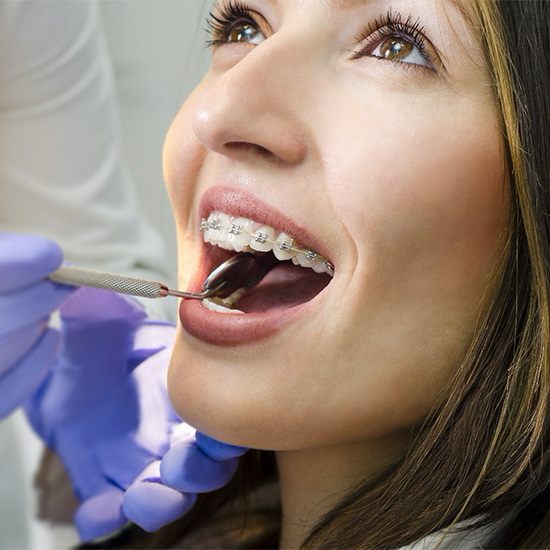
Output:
[{"xmin": 276, "ymin": 434, "xmax": 408, "ymax": 549}]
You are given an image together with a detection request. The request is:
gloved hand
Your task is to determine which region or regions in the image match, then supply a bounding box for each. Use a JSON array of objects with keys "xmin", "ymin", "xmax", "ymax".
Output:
[
  {"xmin": 120, "ymin": 426, "xmax": 248, "ymax": 532},
  {"xmin": 0, "ymin": 232, "xmax": 74, "ymax": 419},
  {"xmin": 25, "ymin": 287, "xmax": 247, "ymax": 541}
]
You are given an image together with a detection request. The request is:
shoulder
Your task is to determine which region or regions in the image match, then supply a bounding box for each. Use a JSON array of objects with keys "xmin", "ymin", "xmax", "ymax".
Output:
[{"xmin": 400, "ymin": 517, "xmax": 509, "ymax": 550}]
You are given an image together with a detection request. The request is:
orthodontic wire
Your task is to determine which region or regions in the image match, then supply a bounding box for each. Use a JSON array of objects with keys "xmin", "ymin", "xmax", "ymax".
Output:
[{"xmin": 200, "ymin": 215, "xmax": 335, "ymax": 276}]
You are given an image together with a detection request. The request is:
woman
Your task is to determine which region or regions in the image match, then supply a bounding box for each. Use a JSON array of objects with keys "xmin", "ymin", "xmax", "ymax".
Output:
[{"xmin": 87, "ymin": 0, "xmax": 550, "ymax": 548}]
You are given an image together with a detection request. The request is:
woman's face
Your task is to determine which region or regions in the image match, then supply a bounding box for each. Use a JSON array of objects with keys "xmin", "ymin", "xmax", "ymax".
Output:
[{"xmin": 165, "ymin": 0, "xmax": 508, "ymax": 450}]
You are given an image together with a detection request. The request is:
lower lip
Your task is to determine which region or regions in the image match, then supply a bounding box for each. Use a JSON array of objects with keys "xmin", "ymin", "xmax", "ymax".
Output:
[{"xmin": 179, "ymin": 299, "xmax": 305, "ymax": 346}]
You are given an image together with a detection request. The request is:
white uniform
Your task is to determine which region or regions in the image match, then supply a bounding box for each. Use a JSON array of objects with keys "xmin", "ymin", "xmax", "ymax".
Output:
[
  {"xmin": 0, "ymin": 2, "xmax": 175, "ymax": 548},
  {"xmin": 0, "ymin": 0, "xmax": 174, "ymax": 321}
]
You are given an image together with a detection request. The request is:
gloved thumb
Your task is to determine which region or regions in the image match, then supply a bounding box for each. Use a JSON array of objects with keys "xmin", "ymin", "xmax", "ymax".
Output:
[
  {"xmin": 57, "ymin": 287, "xmax": 147, "ymax": 387},
  {"xmin": 160, "ymin": 440, "xmax": 241, "ymax": 493}
]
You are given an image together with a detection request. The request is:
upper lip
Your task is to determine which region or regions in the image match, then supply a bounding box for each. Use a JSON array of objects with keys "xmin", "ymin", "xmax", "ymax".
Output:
[{"xmin": 198, "ymin": 186, "xmax": 334, "ymax": 265}]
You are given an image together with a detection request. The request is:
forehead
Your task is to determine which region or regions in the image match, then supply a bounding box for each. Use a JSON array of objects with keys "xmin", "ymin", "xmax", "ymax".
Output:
[{"xmin": 288, "ymin": 0, "xmax": 477, "ymax": 26}]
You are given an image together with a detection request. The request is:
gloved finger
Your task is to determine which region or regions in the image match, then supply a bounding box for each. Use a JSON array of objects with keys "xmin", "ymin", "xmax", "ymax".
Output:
[
  {"xmin": 0, "ymin": 319, "xmax": 47, "ymax": 377},
  {"xmin": 131, "ymin": 347, "xmax": 181, "ymax": 443},
  {"xmin": 196, "ymin": 431, "xmax": 249, "ymax": 460},
  {"xmin": 0, "ymin": 233, "xmax": 63, "ymax": 292},
  {"xmin": 0, "ymin": 328, "xmax": 60, "ymax": 419},
  {"xmin": 74, "ymin": 488, "xmax": 127, "ymax": 542},
  {"xmin": 169, "ymin": 420, "xmax": 197, "ymax": 447},
  {"xmin": 95, "ymin": 433, "xmax": 162, "ymax": 490},
  {"xmin": 57, "ymin": 288, "xmax": 147, "ymax": 386},
  {"xmin": 122, "ymin": 462, "xmax": 197, "ymax": 533},
  {"xmin": 0, "ymin": 281, "xmax": 73, "ymax": 335},
  {"xmin": 123, "ymin": 482, "xmax": 196, "ymax": 533},
  {"xmin": 61, "ymin": 286, "xmax": 147, "ymax": 326},
  {"xmin": 93, "ymin": 348, "xmax": 177, "ymax": 490},
  {"xmin": 160, "ymin": 440, "xmax": 240, "ymax": 493},
  {"xmin": 133, "ymin": 321, "xmax": 177, "ymax": 352},
  {"xmin": 127, "ymin": 323, "xmax": 176, "ymax": 370}
]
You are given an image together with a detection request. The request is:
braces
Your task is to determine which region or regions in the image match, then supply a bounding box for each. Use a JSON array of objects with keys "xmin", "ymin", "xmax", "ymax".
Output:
[{"xmin": 200, "ymin": 213, "xmax": 335, "ymax": 276}]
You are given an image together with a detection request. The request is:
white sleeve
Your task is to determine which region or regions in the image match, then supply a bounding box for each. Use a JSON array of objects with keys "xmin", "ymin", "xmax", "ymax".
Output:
[{"xmin": 0, "ymin": 0, "xmax": 175, "ymax": 321}]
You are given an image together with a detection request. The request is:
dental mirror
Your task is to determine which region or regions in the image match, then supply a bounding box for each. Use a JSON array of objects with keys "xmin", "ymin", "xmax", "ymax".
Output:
[{"xmin": 200, "ymin": 251, "xmax": 270, "ymax": 299}]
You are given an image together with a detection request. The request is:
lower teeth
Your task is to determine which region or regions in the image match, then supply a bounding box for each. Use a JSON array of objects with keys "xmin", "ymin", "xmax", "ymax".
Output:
[
  {"xmin": 202, "ymin": 286, "xmax": 248, "ymax": 314},
  {"xmin": 202, "ymin": 297, "xmax": 244, "ymax": 314}
]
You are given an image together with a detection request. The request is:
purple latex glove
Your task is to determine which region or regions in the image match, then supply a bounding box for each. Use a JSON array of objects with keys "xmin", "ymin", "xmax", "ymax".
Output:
[
  {"xmin": 25, "ymin": 287, "xmax": 175, "ymax": 538},
  {"xmin": 25, "ymin": 287, "xmax": 246, "ymax": 541},
  {"xmin": 120, "ymin": 428, "xmax": 248, "ymax": 532},
  {"xmin": 0, "ymin": 233, "xmax": 73, "ymax": 419}
]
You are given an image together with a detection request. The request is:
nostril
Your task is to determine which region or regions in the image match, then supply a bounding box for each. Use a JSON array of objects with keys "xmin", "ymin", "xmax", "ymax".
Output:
[
  {"xmin": 225, "ymin": 141, "xmax": 276, "ymax": 158},
  {"xmin": 225, "ymin": 141, "xmax": 254, "ymax": 151},
  {"xmin": 256, "ymin": 144, "xmax": 273, "ymax": 156}
]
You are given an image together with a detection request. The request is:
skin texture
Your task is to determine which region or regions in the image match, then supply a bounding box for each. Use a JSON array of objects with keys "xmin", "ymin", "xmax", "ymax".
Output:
[{"xmin": 163, "ymin": 0, "xmax": 508, "ymax": 545}]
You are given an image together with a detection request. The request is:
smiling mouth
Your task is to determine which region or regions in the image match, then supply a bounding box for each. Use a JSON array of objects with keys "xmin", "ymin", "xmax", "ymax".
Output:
[{"xmin": 199, "ymin": 211, "xmax": 334, "ymax": 314}]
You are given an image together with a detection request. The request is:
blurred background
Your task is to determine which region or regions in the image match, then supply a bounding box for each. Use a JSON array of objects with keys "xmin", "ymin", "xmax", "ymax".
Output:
[{"xmin": 100, "ymin": 0, "xmax": 211, "ymax": 280}]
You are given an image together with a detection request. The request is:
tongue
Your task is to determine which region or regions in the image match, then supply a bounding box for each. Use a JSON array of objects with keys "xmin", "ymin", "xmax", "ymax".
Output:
[{"xmin": 236, "ymin": 261, "xmax": 331, "ymax": 313}]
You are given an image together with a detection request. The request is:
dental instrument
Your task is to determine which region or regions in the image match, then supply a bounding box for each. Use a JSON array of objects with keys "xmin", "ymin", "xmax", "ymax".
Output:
[{"xmin": 47, "ymin": 252, "xmax": 264, "ymax": 300}]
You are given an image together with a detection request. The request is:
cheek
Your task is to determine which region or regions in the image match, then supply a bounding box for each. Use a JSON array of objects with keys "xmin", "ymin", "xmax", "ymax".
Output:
[
  {"xmin": 328, "ymin": 100, "xmax": 507, "ymax": 298},
  {"xmin": 163, "ymin": 104, "xmax": 202, "ymax": 227},
  {"xmin": 316, "ymin": 102, "xmax": 508, "ymax": 429}
]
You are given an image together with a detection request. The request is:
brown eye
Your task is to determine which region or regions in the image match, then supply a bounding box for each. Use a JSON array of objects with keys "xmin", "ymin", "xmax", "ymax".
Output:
[
  {"xmin": 362, "ymin": 33, "xmax": 431, "ymax": 68},
  {"xmin": 207, "ymin": 5, "xmax": 270, "ymax": 49},
  {"xmin": 379, "ymin": 37, "xmax": 413, "ymax": 60},
  {"xmin": 228, "ymin": 21, "xmax": 264, "ymax": 44}
]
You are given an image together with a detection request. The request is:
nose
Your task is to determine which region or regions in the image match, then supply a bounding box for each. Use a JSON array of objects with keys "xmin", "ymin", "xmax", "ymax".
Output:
[{"xmin": 192, "ymin": 35, "xmax": 309, "ymax": 165}]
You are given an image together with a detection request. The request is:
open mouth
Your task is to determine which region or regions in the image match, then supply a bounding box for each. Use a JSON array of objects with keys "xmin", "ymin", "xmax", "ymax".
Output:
[{"xmin": 199, "ymin": 211, "xmax": 334, "ymax": 314}]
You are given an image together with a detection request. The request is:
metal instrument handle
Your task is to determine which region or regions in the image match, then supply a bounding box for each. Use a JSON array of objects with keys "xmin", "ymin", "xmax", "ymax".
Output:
[{"xmin": 48, "ymin": 265, "xmax": 206, "ymax": 300}]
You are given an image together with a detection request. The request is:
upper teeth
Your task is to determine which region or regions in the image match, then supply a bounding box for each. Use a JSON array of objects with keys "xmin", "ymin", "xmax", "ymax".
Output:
[{"xmin": 200, "ymin": 212, "xmax": 334, "ymax": 276}]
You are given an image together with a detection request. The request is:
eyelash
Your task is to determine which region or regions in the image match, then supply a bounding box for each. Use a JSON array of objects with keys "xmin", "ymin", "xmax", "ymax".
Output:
[
  {"xmin": 205, "ymin": 2, "xmax": 435, "ymax": 70},
  {"xmin": 354, "ymin": 10, "xmax": 435, "ymax": 69},
  {"xmin": 205, "ymin": 0, "xmax": 255, "ymax": 48}
]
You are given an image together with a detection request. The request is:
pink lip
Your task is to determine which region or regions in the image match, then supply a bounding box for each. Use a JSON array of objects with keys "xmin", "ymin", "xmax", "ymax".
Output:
[
  {"xmin": 179, "ymin": 299, "xmax": 306, "ymax": 346},
  {"xmin": 178, "ymin": 186, "xmax": 332, "ymax": 346}
]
